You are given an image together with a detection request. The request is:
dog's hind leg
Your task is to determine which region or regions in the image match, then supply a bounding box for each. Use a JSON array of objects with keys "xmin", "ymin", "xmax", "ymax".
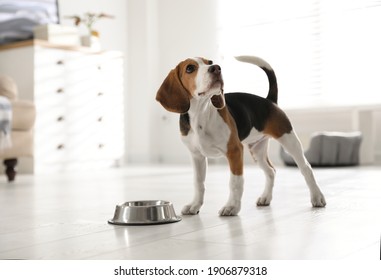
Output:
[
  {"xmin": 182, "ymin": 152, "xmax": 207, "ymax": 215},
  {"xmin": 277, "ymin": 131, "xmax": 326, "ymax": 207},
  {"xmin": 248, "ymin": 139, "xmax": 276, "ymax": 206}
]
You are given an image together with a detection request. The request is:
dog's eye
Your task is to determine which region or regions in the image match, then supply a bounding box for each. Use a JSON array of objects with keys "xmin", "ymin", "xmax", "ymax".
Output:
[
  {"xmin": 208, "ymin": 60, "xmax": 213, "ymax": 65},
  {"xmin": 186, "ymin": 64, "xmax": 196, "ymax": 74}
]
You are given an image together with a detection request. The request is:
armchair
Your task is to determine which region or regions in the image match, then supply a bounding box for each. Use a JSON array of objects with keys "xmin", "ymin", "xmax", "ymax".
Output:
[{"xmin": 0, "ymin": 74, "xmax": 36, "ymax": 181}]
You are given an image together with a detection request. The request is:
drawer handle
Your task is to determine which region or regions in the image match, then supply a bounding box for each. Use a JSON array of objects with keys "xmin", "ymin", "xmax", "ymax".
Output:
[
  {"xmin": 56, "ymin": 60, "xmax": 64, "ymax": 65},
  {"xmin": 98, "ymin": 143, "xmax": 105, "ymax": 149},
  {"xmin": 56, "ymin": 88, "xmax": 64, "ymax": 94},
  {"xmin": 97, "ymin": 92, "xmax": 104, "ymax": 96},
  {"xmin": 97, "ymin": 117, "xmax": 103, "ymax": 122},
  {"xmin": 57, "ymin": 116, "xmax": 65, "ymax": 122},
  {"xmin": 57, "ymin": 144, "xmax": 65, "ymax": 150}
]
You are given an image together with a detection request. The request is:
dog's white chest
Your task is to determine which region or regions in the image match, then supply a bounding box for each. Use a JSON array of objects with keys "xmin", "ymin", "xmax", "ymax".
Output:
[{"xmin": 183, "ymin": 106, "xmax": 231, "ymax": 158}]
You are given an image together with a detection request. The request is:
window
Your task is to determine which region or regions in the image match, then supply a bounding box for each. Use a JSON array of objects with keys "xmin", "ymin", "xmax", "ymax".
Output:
[{"xmin": 217, "ymin": 0, "xmax": 381, "ymax": 108}]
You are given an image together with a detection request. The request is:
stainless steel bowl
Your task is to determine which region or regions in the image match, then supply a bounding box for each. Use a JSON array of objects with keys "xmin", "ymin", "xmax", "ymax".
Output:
[{"xmin": 108, "ymin": 200, "xmax": 182, "ymax": 225}]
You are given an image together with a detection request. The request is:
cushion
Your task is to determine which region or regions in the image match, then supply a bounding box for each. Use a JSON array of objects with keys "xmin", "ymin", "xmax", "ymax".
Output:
[
  {"xmin": 11, "ymin": 100, "xmax": 36, "ymax": 130},
  {"xmin": 281, "ymin": 131, "xmax": 363, "ymax": 167}
]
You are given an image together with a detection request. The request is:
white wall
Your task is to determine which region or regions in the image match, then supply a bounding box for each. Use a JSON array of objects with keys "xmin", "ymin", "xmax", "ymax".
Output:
[{"xmin": 125, "ymin": 0, "xmax": 157, "ymax": 163}]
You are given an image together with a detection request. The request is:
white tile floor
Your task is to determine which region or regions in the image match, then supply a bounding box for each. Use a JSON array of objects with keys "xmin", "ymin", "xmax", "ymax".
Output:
[{"xmin": 0, "ymin": 164, "xmax": 380, "ymax": 260}]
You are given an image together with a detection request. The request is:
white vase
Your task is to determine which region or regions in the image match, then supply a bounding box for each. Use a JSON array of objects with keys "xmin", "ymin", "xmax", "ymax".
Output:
[{"xmin": 81, "ymin": 35, "xmax": 101, "ymax": 51}]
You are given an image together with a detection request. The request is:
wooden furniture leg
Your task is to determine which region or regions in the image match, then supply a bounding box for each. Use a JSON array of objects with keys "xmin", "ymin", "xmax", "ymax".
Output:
[{"xmin": 4, "ymin": 158, "xmax": 18, "ymax": 182}]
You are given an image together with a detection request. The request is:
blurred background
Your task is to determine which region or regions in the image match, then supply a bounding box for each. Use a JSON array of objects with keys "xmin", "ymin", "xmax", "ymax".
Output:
[{"xmin": 1, "ymin": 0, "xmax": 380, "ymax": 174}]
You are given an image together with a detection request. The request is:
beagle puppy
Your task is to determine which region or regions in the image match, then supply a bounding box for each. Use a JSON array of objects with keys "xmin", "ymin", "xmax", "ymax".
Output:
[{"xmin": 156, "ymin": 56, "xmax": 326, "ymax": 216}]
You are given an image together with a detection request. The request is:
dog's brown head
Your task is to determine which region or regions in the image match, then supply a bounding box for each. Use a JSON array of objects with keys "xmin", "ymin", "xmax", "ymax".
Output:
[{"xmin": 156, "ymin": 58, "xmax": 224, "ymax": 113}]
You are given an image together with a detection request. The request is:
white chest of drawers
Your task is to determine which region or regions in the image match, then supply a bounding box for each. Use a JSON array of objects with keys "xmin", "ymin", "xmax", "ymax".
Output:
[{"xmin": 0, "ymin": 40, "xmax": 125, "ymax": 173}]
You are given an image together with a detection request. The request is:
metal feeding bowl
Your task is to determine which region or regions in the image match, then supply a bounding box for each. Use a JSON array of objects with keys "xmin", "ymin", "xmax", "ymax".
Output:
[{"xmin": 108, "ymin": 200, "xmax": 182, "ymax": 225}]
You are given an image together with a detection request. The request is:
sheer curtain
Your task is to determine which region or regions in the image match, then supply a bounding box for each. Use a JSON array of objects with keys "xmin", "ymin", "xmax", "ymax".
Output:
[{"xmin": 217, "ymin": 0, "xmax": 381, "ymax": 108}]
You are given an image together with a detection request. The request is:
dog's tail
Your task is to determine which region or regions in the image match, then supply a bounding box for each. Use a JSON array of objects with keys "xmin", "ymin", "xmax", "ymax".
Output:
[{"xmin": 235, "ymin": 56, "xmax": 278, "ymax": 104}]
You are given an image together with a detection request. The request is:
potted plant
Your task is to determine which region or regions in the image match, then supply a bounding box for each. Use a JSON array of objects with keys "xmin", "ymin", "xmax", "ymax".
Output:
[{"xmin": 66, "ymin": 12, "xmax": 114, "ymax": 49}]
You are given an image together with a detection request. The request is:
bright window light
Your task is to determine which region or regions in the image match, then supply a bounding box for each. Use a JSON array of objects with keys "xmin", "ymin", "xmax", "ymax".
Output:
[{"xmin": 217, "ymin": 0, "xmax": 381, "ymax": 108}]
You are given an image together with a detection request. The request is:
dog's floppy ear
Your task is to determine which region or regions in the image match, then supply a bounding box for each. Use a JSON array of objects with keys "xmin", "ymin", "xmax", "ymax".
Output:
[
  {"xmin": 211, "ymin": 92, "xmax": 226, "ymax": 110},
  {"xmin": 156, "ymin": 66, "xmax": 190, "ymax": 113}
]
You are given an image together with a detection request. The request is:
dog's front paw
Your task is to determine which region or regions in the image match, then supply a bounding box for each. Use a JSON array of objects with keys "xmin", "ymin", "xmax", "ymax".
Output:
[
  {"xmin": 218, "ymin": 205, "xmax": 240, "ymax": 216},
  {"xmin": 311, "ymin": 192, "xmax": 327, "ymax": 207},
  {"xmin": 182, "ymin": 203, "xmax": 202, "ymax": 215}
]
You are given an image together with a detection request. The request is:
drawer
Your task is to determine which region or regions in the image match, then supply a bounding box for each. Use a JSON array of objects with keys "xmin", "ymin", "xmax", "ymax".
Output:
[
  {"xmin": 65, "ymin": 85, "xmax": 102, "ymax": 108},
  {"xmin": 35, "ymin": 47, "xmax": 68, "ymax": 66},
  {"xmin": 65, "ymin": 107, "xmax": 100, "ymax": 132},
  {"xmin": 65, "ymin": 136, "xmax": 100, "ymax": 161},
  {"xmin": 35, "ymin": 46, "xmax": 84, "ymax": 66},
  {"xmin": 34, "ymin": 48, "xmax": 68, "ymax": 81},
  {"xmin": 97, "ymin": 79, "xmax": 124, "ymax": 100},
  {"xmin": 35, "ymin": 81, "xmax": 67, "ymax": 107},
  {"xmin": 35, "ymin": 77, "xmax": 66, "ymax": 96},
  {"xmin": 35, "ymin": 62, "xmax": 66, "ymax": 82},
  {"xmin": 35, "ymin": 93, "xmax": 66, "ymax": 109},
  {"xmin": 64, "ymin": 53, "xmax": 100, "ymax": 71},
  {"xmin": 35, "ymin": 105, "xmax": 67, "ymax": 122},
  {"xmin": 35, "ymin": 48, "xmax": 100, "ymax": 82},
  {"xmin": 98, "ymin": 62, "xmax": 123, "ymax": 90},
  {"xmin": 64, "ymin": 64, "xmax": 100, "ymax": 85},
  {"xmin": 67, "ymin": 140, "xmax": 123, "ymax": 161},
  {"xmin": 94, "ymin": 139, "xmax": 124, "ymax": 160},
  {"xmin": 35, "ymin": 134, "xmax": 68, "ymax": 164},
  {"xmin": 35, "ymin": 115, "xmax": 67, "ymax": 146}
]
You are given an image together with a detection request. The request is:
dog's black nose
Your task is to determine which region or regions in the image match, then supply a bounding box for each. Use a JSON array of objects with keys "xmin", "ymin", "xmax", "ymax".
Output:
[{"xmin": 208, "ymin": 64, "xmax": 221, "ymax": 74}]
